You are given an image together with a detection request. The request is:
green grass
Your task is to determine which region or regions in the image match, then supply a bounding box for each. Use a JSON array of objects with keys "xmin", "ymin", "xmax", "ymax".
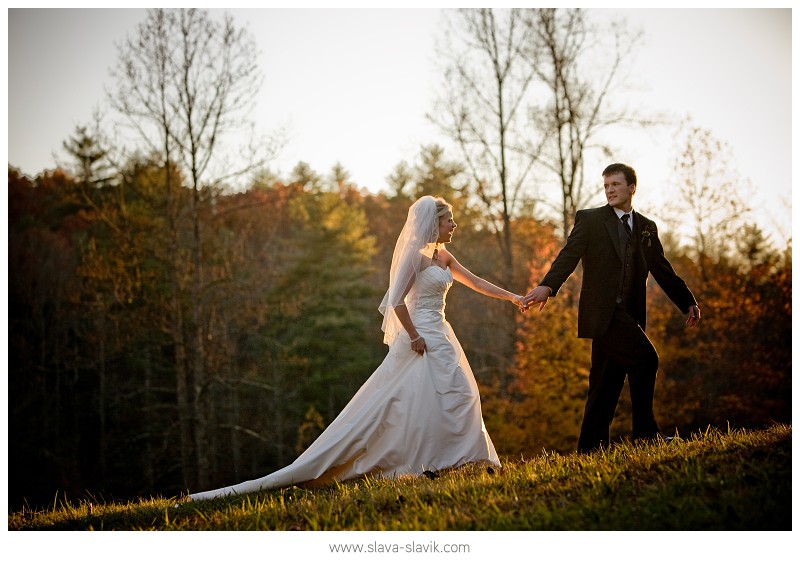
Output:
[{"xmin": 9, "ymin": 423, "xmax": 791, "ymax": 531}]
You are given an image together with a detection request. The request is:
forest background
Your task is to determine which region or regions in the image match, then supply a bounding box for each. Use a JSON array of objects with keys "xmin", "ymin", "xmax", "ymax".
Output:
[{"xmin": 6, "ymin": 8, "xmax": 792, "ymax": 510}]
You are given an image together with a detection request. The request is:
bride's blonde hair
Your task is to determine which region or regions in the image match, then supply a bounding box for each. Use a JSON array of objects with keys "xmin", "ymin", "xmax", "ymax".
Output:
[{"xmin": 434, "ymin": 196, "xmax": 452, "ymax": 218}]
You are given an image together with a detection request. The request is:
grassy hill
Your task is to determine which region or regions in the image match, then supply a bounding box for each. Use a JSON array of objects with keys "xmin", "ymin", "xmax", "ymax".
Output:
[{"xmin": 9, "ymin": 423, "xmax": 791, "ymax": 531}]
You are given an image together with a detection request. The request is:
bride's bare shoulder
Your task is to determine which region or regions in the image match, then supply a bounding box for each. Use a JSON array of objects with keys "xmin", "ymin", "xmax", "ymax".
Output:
[{"xmin": 438, "ymin": 247, "xmax": 457, "ymax": 266}]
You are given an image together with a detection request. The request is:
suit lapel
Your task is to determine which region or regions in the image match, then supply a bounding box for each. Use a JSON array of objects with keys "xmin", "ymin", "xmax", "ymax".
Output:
[{"xmin": 632, "ymin": 211, "xmax": 648, "ymax": 268}]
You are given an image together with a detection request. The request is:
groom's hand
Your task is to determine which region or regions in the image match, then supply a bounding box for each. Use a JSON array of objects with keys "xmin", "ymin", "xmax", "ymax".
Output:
[
  {"xmin": 686, "ymin": 305, "xmax": 701, "ymax": 328},
  {"xmin": 524, "ymin": 286, "xmax": 552, "ymax": 311}
]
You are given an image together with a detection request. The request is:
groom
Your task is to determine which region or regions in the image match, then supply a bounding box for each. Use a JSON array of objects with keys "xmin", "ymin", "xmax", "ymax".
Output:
[{"xmin": 525, "ymin": 163, "xmax": 700, "ymax": 452}]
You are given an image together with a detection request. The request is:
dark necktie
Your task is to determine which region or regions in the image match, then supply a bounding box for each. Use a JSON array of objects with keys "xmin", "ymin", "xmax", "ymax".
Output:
[{"xmin": 621, "ymin": 213, "xmax": 632, "ymax": 236}]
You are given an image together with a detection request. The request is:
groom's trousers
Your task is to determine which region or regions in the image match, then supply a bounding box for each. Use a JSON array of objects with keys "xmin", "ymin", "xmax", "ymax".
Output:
[{"xmin": 577, "ymin": 306, "xmax": 660, "ymax": 453}]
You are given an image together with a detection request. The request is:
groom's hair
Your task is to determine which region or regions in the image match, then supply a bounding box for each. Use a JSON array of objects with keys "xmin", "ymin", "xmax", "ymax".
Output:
[{"xmin": 602, "ymin": 163, "xmax": 637, "ymax": 187}]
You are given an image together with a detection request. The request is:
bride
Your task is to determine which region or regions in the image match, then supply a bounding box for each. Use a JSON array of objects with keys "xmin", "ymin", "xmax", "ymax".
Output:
[{"xmin": 189, "ymin": 195, "xmax": 527, "ymax": 501}]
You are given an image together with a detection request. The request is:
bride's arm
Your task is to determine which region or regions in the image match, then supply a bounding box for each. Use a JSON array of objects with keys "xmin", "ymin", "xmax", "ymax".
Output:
[
  {"xmin": 443, "ymin": 249, "xmax": 526, "ymax": 309},
  {"xmin": 391, "ymin": 275, "xmax": 427, "ymax": 355}
]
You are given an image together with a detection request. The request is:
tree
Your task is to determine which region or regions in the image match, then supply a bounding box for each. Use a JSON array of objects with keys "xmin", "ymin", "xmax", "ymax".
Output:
[
  {"xmin": 669, "ymin": 123, "xmax": 752, "ymax": 280},
  {"xmin": 430, "ymin": 8, "xmax": 545, "ymax": 285},
  {"xmin": 109, "ymin": 8, "xmax": 275, "ymax": 489},
  {"xmin": 431, "ymin": 9, "xmax": 549, "ymax": 393},
  {"xmin": 62, "ymin": 120, "xmax": 116, "ymax": 192},
  {"xmin": 388, "ymin": 145, "xmax": 469, "ymax": 210},
  {"xmin": 272, "ymin": 191, "xmax": 379, "ymax": 421},
  {"xmin": 524, "ymin": 8, "xmax": 646, "ymax": 239},
  {"xmin": 328, "ymin": 161, "xmax": 353, "ymax": 194},
  {"xmin": 485, "ymin": 217, "xmax": 589, "ymax": 454},
  {"xmin": 386, "ymin": 160, "xmax": 414, "ymax": 198},
  {"xmin": 409, "ymin": 145, "xmax": 467, "ymax": 204},
  {"xmin": 8, "ymin": 168, "xmax": 85, "ymax": 508},
  {"xmin": 290, "ymin": 161, "xmax": 323, "ymax": 191},
  {"xmin": 645, "ymin": 241, "xmax": 791, "ymax": 435},
  {"xmin": 642, "ymin": 126, "xmax": 786, "ymax": 435}
]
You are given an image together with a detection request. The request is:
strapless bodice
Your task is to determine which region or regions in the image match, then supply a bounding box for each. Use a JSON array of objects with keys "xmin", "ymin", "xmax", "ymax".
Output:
[{"xmin": 412, "ymin": 266, "xmax": 453, "ymax": 316}]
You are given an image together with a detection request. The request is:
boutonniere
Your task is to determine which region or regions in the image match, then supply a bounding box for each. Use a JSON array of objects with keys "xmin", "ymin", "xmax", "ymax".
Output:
[{"xmin": 641, "ymin": 225, "xmax": 654, "ymax": 247}]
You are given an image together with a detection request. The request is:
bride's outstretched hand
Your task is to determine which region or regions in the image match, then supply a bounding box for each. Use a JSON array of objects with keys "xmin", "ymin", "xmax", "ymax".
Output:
[{"xmin": 512, "ymin": 294, "xmax": 528, "ymax": 313}]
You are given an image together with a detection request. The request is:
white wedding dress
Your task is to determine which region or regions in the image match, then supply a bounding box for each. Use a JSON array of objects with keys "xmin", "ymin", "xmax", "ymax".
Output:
[{"xmin": 190, "ymin": 265, "xmax": 499, "ymax": 500}]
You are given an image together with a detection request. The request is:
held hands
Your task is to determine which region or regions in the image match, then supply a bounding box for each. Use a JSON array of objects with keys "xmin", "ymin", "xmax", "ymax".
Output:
[
  {"xmin": 511, "ymin": 294, "xmax": 528, "ymax": 313},
  {"xmin": 522, "ymin": 286, "xmax": 552, "ymax": 312}
]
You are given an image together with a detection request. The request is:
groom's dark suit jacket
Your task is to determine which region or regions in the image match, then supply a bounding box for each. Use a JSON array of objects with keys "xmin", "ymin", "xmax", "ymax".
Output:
[{"xmin": 541, "ymin": 205, "xmax": 696, "ymax": 338}]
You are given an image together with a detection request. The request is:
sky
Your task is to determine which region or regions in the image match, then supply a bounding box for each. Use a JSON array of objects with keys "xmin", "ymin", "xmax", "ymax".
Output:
[{"xmin": 5, "ymin": 6, "xmax": 795, "ymax": 247}]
